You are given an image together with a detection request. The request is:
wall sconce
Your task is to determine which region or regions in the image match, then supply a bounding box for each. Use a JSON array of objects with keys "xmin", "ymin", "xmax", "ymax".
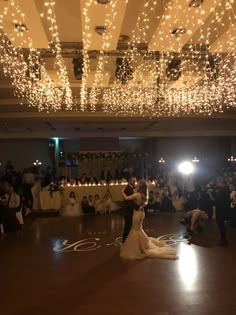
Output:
[
  {"xmin": 33, "ymin": 160, "xmax": 42, "ymax": 166},
  {"xmin": 192, "ymin": 157, "xmax": 199, "ymax": 163}
]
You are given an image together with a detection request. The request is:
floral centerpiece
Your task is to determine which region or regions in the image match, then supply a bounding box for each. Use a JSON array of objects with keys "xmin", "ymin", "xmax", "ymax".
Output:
[{"xmin": 49, "ymin": 182, "xmax": 64, "ymax": 197}]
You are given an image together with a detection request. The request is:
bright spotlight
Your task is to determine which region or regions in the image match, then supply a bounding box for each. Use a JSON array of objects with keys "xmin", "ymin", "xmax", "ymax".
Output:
[{"xmin": 178, "ymin": 161, "xmax": 194, "ymax": 175}]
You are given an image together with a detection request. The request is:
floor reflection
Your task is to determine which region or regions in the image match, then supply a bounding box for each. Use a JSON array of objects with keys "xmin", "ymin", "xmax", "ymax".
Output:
[{"xmin": 178, "ymin": 242, "xmax": 197, "ymax": 290}]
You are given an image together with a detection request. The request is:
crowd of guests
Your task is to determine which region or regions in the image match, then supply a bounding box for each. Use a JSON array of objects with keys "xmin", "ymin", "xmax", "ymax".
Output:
[
  {"xmin": 63, "ymin": 190, "xmax": 121, "ymax": 216},
  {"xmin": 1, "ymin": 159, "xmax": 236, "ymax": 246}
]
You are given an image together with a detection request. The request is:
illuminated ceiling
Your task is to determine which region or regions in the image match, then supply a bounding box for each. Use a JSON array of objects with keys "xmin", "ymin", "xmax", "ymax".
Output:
[{"xmin": 0, "ymin": 0, "xmax": 236, "ymax": 138}]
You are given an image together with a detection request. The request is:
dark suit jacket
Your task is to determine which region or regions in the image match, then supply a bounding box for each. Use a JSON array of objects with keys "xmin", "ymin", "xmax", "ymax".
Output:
[{"xmin": 123, "ymin": 184, "xmax": 138, "ymax": 216}]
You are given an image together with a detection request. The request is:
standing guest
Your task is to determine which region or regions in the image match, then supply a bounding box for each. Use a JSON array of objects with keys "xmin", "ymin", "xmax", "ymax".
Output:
[
  {"xmin": 80, "ymin": 173, "xmax": 88, "ymax": 185},
  {"xmin": 115, "ymin": 168, "xmax": 122, "ymax": 181},
  {"xmin": 214, "ymin": 177, "xmax": 231, "ymax": 246},
  {"xmin": 122, "ymin": 176, "xmax": 137, "ymax": 243},
  {"xmin": 31, "ymin": 176, "xmax": 41, "ymax": 211},
  {"xmin": 229, "ymin": 182, "xmax": 236, "ymax": 227},
  {"xmin": 5, "ymin": 160, "xmax": 14, "ymax": 175},
  {"xmin": 22, "ymin": 167, "xmax": 34, "ymax": 216},
  {"xmin": 198, "ymin": 184, "xmax": 215, "ymax": 220},
  {"xmin": 100, "ymin": 167, "xmax": 112, "ymax": 183}
]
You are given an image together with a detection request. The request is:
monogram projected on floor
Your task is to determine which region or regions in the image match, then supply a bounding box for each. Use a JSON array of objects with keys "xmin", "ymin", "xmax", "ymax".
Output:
[
  {"xmin": 106, "ymin": 237, "xmax": 123, "ymax": 247},
  {"xmin": 157, "ymin": 234, "xmax": 191, "ymax": 245},
  {"xmin": 53, "ymin": 234, "xmax": 188, "ymax": 253},
  {"xmin": 53, "ymin": 238, "xmax": 101, "ymax": 252}
]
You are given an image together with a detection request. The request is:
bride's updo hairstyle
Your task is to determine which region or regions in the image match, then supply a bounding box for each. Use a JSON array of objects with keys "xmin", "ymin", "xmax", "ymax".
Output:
[{"xmin": 138, "ymin": 180, "xmax": 148, "ymax": 205}]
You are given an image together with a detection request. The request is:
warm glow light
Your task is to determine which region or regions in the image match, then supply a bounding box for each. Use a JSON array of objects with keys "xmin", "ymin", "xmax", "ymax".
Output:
[
  {"xmin": 178, "ymin": 243, "xmax": 198, "ymax": 290},
  {"xmin": 192, "ymin": 157, "xmax": 199, "ymax": 163},
  {"xmin": 33, "ymin": 159, "xmax": 42, "ymax": 166},
  {"xmin": 178, "ymin": 161, "xmax": 194, "ymax": 175},
  {"xmin": 1, "ymin": 0, "xmax": 236, "ymax": 115},
  {"xmin": 0, "ymin": 0, "xmax": 72, "ymax": 112},
  {"xmin": 228, "ymin": 156, "xmax": 236, "ymax": 162}
]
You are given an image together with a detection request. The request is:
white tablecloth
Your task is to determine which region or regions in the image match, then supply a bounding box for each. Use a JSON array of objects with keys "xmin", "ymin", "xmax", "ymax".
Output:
[
  {"xmin": 39, "ymin": 191, "xmax": 62, "ymax": 210},
  {"xmin": 39, "ymin": 183, "xmax": 158, "ymax": 210}
]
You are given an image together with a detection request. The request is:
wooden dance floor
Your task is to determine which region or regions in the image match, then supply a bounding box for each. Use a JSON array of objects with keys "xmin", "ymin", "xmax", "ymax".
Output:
[{"xmin": 1, "ymin": 212, "xmax": 236, "ymax": 315}]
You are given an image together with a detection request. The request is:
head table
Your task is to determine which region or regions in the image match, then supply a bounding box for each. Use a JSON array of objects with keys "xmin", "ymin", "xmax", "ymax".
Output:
[
  {"xmin": 62, "ymin": 183, "xmax": 126, "ymax": 205},
  {"xmin": 39, "ymin": 182, "xmax": 157, "ymax": 211}
]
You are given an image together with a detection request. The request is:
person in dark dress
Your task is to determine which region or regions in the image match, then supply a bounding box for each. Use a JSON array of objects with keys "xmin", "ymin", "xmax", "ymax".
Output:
[{"xmin": 122, "ymin": 177, "xmax": 137, "ymax": 243}]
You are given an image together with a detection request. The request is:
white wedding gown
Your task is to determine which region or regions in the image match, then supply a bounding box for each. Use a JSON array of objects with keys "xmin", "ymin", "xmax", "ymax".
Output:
[{"xmin": 120, "ymin": 210, "xmax": 177, "ymax": 260}]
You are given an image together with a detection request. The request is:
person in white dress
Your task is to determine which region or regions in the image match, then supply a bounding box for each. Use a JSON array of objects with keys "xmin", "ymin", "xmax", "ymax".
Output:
[
  {"xmin": 120, "ymin": 180, "xmax": 177, "ymax": 260},
  {"xmin": 64, "ymin": 191, "xmax": 82, "ymax": 216}
]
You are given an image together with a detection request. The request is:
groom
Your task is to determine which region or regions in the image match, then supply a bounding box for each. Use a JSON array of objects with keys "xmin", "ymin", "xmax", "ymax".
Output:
[{"xmin": 122, "ymin": 176, "xmax": 136, "ymax": 243}]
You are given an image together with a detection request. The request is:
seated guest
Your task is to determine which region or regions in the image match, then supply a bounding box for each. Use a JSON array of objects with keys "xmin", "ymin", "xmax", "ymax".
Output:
[
  {"xmin": 64, "ymin": 191, "xmax": 82, "ymax": 216},
  {"xmin": 179, "ymin": 209, "xmax": 208, "ymax": 236},
  {"xmin": 88, "ymin": 176, "xmax": 97, "ymax": 185},
  {"xmin": 94, "ymin": 194, "xmax": 104, "ymax": 214},
  {"xmin": 7, "ymin": 184, "xmax": 21, "ymax": 212},
  {"xmin": 81, "ymin": 196, "xmax": 90, "ymax": 214},
  {"xmin": 1, "ymin": 184, "xmax": 21, "ymax": 233},
  {"xmin": 80, "ymin": 173, "xmax": 88, "ymax": 185},
  {"xmin": 102, "ymin": 190, "xmax": 120, "ymax": 213},
  {"xmin": 88, "ymin": 195, "xmax": 95, "ymax": 214},
  {"xmin": 100, "ymin": 167, "xmax": 112, "ymax": 183}
]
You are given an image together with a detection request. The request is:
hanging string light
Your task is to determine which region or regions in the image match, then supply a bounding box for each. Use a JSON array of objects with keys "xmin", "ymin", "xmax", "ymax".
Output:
[
  {"xmin": 0, "ymin": 0, "xmax": 72, "ymax": 112},
  {"xmin": 1, "ymin": 0, "xmax": 236, "ymax": 116},
  {"xmin": 89, "ymin": 0, "xmax": 119, "ymax": 111},
  {"xmin": 102, "ymin": 0, "xmax": 236, "ymax": 117}
]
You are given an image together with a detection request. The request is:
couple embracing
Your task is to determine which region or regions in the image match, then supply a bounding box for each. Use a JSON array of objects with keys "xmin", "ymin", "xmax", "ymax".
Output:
[{"xmin": 121, "ymin": 177, "xmax": 177, "ymax": 260}]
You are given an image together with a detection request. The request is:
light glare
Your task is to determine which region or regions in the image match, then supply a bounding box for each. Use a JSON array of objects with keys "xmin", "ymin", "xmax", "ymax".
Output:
[{"xmin": 178, "ymin": 161, "xmax": 194, "ymax": 175}]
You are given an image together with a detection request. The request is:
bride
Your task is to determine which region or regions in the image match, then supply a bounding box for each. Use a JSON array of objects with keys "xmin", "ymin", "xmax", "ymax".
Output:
[{"xmin": 120, "ymin": 180, "xmax": 177, "ymax": 260}]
